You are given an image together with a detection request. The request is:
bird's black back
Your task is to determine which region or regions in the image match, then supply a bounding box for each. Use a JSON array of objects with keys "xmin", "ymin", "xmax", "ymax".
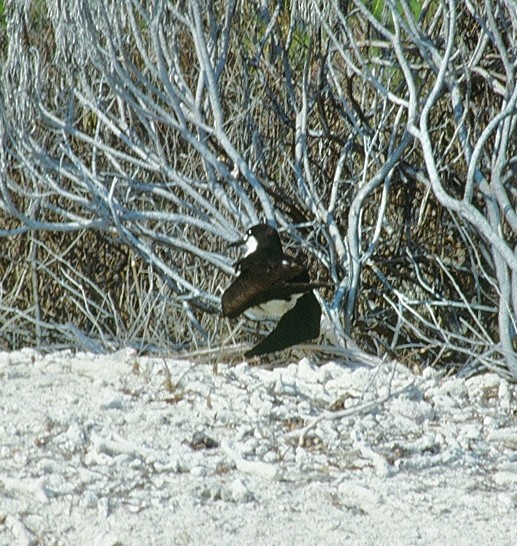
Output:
[{"xmin": 221, "ymin": 252, "xmax": 313, "ymax": 318}]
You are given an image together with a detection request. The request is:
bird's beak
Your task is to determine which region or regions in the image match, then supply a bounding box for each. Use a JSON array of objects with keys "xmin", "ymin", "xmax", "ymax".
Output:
[{"xmin": 228, "ymin": 238, "xmax": 244, "ymax": 248}]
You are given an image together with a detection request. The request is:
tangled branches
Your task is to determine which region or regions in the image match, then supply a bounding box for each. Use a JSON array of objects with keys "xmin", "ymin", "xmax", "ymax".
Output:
[{"xmin": 1, "ymin": 0, "xmax": 516, "ymax": 378}]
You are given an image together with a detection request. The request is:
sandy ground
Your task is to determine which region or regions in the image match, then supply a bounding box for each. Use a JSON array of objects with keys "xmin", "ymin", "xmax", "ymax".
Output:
[{"xmin": 1, "ymin": 347, "xmax": 516, "ymax": 545}]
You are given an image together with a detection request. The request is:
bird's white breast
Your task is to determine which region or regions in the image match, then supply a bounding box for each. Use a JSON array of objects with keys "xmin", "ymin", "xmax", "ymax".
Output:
[{"xmin": 245, "ymin": 294, "xmax": 303, "ymax": 320}]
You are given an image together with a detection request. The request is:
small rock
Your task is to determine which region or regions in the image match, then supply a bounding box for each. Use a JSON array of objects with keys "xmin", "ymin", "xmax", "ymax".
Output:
[{"xmin": 221, "ymin": 478, "xmax": 253, "ymax": 503}]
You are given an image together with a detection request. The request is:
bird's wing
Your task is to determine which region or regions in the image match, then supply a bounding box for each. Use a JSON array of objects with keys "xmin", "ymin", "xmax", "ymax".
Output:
[
  {"xmin": 245, "ymin": 291, "xmax": 321, "ymax": 357},
  {"xmin": 221, "ymin": 256, "xmax": 309, "ymax": 318}
]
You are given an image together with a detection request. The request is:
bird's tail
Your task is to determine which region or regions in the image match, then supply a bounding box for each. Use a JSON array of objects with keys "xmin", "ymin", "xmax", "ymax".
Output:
[{"xmin": 245, "ymin": 292, "xmax": 321, "ymax": 357}]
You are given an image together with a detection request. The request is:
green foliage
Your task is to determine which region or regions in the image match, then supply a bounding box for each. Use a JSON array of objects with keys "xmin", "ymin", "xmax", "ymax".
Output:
[
  {"xmin": 0, "ymin": 0, "xmax": 6, "ymax": 59},
  {"xmin": 365, "ymin": 0, "xmax": 425, "ymax": 25}
]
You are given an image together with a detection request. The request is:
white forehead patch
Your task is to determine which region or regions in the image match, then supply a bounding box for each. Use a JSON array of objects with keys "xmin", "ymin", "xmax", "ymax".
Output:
[{"xmin": 243, "ymin": 234, "xmax": 258, "ymax": 257}]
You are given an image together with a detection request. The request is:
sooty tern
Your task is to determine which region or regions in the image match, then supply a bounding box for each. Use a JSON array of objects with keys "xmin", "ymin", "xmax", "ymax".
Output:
[{"xmin": 222, "ymin": 223, "xmax": 322, "ymax": 357}]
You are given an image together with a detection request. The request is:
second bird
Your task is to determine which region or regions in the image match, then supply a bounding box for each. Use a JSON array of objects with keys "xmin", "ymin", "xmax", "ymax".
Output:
[{"xmin": 222, "ymin": 223, "xmax": 322, "ymax": 357}]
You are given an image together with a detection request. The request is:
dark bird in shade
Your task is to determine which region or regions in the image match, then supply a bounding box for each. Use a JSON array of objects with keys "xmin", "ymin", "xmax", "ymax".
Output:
[{"xmin": 222, "ymin": 223, "xmax": 322, "ymax": 357}]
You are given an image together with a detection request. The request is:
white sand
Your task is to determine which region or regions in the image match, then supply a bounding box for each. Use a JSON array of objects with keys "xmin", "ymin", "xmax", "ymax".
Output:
[{"xmin": 1, "ymin": 348, "xmax": 516, "ymax": 545}]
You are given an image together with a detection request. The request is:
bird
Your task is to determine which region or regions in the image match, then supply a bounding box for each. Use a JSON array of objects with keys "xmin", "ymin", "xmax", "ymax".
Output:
[{"xmin": 221, "ymin": 223, "xmax": 322, "ymax": 357}]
